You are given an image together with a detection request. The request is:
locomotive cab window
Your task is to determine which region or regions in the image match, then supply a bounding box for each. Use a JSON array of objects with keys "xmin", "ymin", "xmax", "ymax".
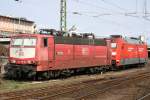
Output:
[
  {"xmin": 43, "ymin": 38, "xmax": 48, "ymax": 47},
  {"xmin": 11, "ymin": 38, "xmax": 36, "ymax": 46},
  {"xmin": 111, "ymin": 43, "xmax": 117, "ymax": 48}
]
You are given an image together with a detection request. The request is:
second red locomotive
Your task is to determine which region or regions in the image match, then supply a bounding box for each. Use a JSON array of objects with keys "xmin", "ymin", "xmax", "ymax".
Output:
[{"xmin": 111, "ymin": 35, "xmax": 148, "ymax": 68}]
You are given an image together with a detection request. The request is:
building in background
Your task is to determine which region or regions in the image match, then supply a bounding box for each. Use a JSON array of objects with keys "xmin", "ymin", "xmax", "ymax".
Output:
[
  {"xmin": 0, "ymin": 15, "xmax": 37, "ymax": 60},
  {"xmin": 0, "ymin": 15, "xmax": 36, "ymax": 36}
]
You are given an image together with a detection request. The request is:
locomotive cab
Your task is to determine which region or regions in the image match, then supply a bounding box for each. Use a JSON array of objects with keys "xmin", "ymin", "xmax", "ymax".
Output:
[{"xmin": 5, "ymin": 34, "xmax": 54, "ymax": 78}]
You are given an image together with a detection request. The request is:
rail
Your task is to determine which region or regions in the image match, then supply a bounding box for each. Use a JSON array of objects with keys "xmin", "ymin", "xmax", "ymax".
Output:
[
  {"xmin": 137, "ymin": 93, "xmax": 150, "ymax": 100},
  {"xmin": 39, "ymin": 72, "xmax": 150, "ymax": 100},
  {"xmin": 0, "ymin": 70, "xmax": 150, "ymax": 100}
]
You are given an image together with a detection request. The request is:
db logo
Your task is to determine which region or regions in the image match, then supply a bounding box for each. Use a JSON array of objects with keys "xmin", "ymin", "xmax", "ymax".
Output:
[
  {"xmin": 82, "ymin": 48, "xmax": 89, "ymax": 55},
  {"xmin": 15, "ymin": 48, "xmax": 24, "ymax": 56}
]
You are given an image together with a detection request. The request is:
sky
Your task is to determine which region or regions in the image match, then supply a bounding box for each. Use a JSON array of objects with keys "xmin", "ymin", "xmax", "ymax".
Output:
[{"xmin": 0, "ymin": 0, "xmax": 150, "ymax": 43}]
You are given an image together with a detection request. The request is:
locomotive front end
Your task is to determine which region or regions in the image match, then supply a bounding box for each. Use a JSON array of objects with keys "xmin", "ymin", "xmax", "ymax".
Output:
[{"xmin": 5, "ymin": 35, "xmax": 37, "ymax": 79}]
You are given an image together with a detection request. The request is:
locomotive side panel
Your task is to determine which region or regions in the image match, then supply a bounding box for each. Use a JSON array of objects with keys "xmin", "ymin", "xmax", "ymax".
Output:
[
  {"xmin": 54, "ymin": 44, "xmax": 74, "ymax": 69},
  {"xmin": 51, "ymin": 43, "xmax": 110, "ymax": 70},
  {"xmin": 74, "ymin": 45, "xmax": 93, "ymax": 67},
  {"xmin": 73, "ymin": 45, "xmax": 109, "ymax": 68},
  {"xmin": 137, "ymin": 44, "xmax": 148, "ymax": 64},
  {"xmin": 49, "ymin": 37, "xmax": 110, "ymax": 70},
  {"xmin": 94, "ymin": 46, "xmax": 109, "ymax": 66},
  {"xmin": 120, "ymin": 44, "xmax": 140, "ymax": 65}
]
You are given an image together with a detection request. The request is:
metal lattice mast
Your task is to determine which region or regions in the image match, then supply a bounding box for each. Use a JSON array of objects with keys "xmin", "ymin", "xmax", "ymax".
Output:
[{"xmin": 60, "ymin": 0, "xmax": 67, "ymax": 32}]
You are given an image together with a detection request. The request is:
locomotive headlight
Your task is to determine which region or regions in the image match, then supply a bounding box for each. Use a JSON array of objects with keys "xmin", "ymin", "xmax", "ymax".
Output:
[
  {"xmin": 27, "ymin": 61, "xmax": 32, "ymax": 64},
  {"xmin": 116, "ymin": 60, "xmax": 120, "ymax": 62},
  {"xmin": 11, "ymin": 60, "xmax": 16, "ymax": 63},
  {"xmin": 112, "ymin": 52, "xmax": 116, "ymax": 56}
]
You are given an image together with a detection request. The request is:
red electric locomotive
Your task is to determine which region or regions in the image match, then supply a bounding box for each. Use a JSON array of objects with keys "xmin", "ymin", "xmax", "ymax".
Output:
[
  {"xmin": 5, "ymin": 30, "xmax": 112, "ymax": 79},
  {"xmin": 111, "ymin": 35, "xmax": 148, "ymax": 68},
  {"xmin": 4, "ymin": 30, "xmax": 148, "ymax": 79}
]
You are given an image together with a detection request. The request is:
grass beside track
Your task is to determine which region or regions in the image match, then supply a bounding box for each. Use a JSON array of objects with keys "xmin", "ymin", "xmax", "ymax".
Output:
[{"xmin": 0, "ymin": 79, "xmax": 53, "ymax": 93}]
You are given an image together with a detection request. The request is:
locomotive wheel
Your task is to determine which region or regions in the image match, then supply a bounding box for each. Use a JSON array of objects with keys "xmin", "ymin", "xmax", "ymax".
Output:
[
  {"xmin": 16, "ymin": 70, "xmax": 22, "ymax": 79},
  {"xmin": 89, "ymin": 68, "xmax": 95, "ymax": 74},
  {"xmin": 5, "ymin": 70, "xmax": 15, "ymax": 79},
  {"xmin": 36, "ymin": 72, "xmax": 44, "ymax": 80},
  {"xmin": 54, "ymin": 71, "xmax": 61, "ymax": 78},
  {"xmin": 41, "ymin": 72, "xmax": 49, "ymax": 79},
  {"xmin": 48, "ymin": 71, "xmax": 54, "ymax": 79},
  {"xmin": 60, "ymin": 69, "xmax": 71, "ymax": 78},
  {"xmin": 94, "ymin": 67, "xmax": 100, "ymax": 73},
  {"xmin": 139, "ymin": 63, "xmax": 146, "ymax": 67},
  {"xmin": 111, "ymin": 66, "xmax": 118, "ymax": 71},
  {"xmin": 9, "ymin": 69, "xmax": 18, "ymax": 79}
]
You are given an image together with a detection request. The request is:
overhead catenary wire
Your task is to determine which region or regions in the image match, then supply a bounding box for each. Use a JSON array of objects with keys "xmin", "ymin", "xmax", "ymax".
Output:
[
  {"xmin": 72, "ymin": 0, "xmax": 123, "ymax": 14},
  {"xmin": 99, "ymin": 0, "xmax": 150, "ymax": 19},
  {"xmin": 143, "ymin": 0, "xmax": 150, "ymax": 21},
  {"xmin": 14, "ymin": 0, "xmax": 150, "ymax": 30},
  {"xmin": 69, "ymin": 10, "xmax": 141, "ymax": 19},
  {"xmin": 100, "ymin": 0, "xmax": 129, "ymax": 12},
  {"xmin": 123, "ymin": 0, "xmax": 139, "ymax": 18},
  {"xmin": 144, "ymin": 0, "xmax": 147, "ymax": 16},
  {"xmin": 71, "ymin": 11, "xmax": 134, "ymax": 31},
  {"xmin": 136, "ymin": 0, "xmax": 138, "ymax": 13},
  {"xmin": 72, "ymin": 0, "xmax": 138, "ymax": 19},
  {"xmin": 72, "ymin": 0, "xmax": 142, "ymax": 18}
]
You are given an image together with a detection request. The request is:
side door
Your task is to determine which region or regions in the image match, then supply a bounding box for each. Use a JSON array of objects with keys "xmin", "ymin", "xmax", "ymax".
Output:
[
  {"xmin": 48, "ymin": 37, "xmax": 54, "ymax": 67},
  {"xmin": 120, "ymin": 44, "xmax": 125, "ymax": 65},
  {"xmin": 106, "ymin": 39, "xmax": 111, "ymax": 65}
]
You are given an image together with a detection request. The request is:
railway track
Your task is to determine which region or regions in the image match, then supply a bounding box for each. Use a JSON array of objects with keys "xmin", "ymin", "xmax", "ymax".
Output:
[
  {"xmin": 137, "ymin": 92, "xmax": 150, "ymax": 100},
  {"xmin": 37, "ymin": 71, "xmax": 150, "ymax": 100},
  {"xmin": 76, "ymin": 73, "xmax": 150, "ymax": 100},
  {"xmin": 1, "ymin": 78, "xmax": 108, "ymax": 100},
  {"xmin": 1, "ymin": 70, "xmax": 149, "ymax": 100},
  {"xmin": 0, "ymin": 82, "xmax": 89, "ymax": 100}
]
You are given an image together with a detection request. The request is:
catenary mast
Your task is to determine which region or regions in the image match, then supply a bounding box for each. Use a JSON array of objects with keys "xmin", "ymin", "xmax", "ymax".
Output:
[{"xmin": 60, "ymin": 0, "xmax": 67, "ymax": 33}]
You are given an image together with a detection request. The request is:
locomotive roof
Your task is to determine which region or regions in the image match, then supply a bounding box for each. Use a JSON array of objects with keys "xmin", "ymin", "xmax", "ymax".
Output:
[
  {"xmin": 11, "ymin": 33, "xmax": 106, "ymax": 40},
  {"xmin": 54, "ymin": 36, "xmax": 107, "ymax": 46},
  {"xmin": 124, "ymin": 37, "xmax": 144, "ymax": 44},
  {"xmin": 11, "ymin": 33, "xmax": 107, "ymax": 46},
  {"xmin": 11, "ymin": 33, "xmax": 53, "ymax": 38},
  {"xmin": 110, "ymin": 35, "xmax": 146, "ymax": 44}
]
